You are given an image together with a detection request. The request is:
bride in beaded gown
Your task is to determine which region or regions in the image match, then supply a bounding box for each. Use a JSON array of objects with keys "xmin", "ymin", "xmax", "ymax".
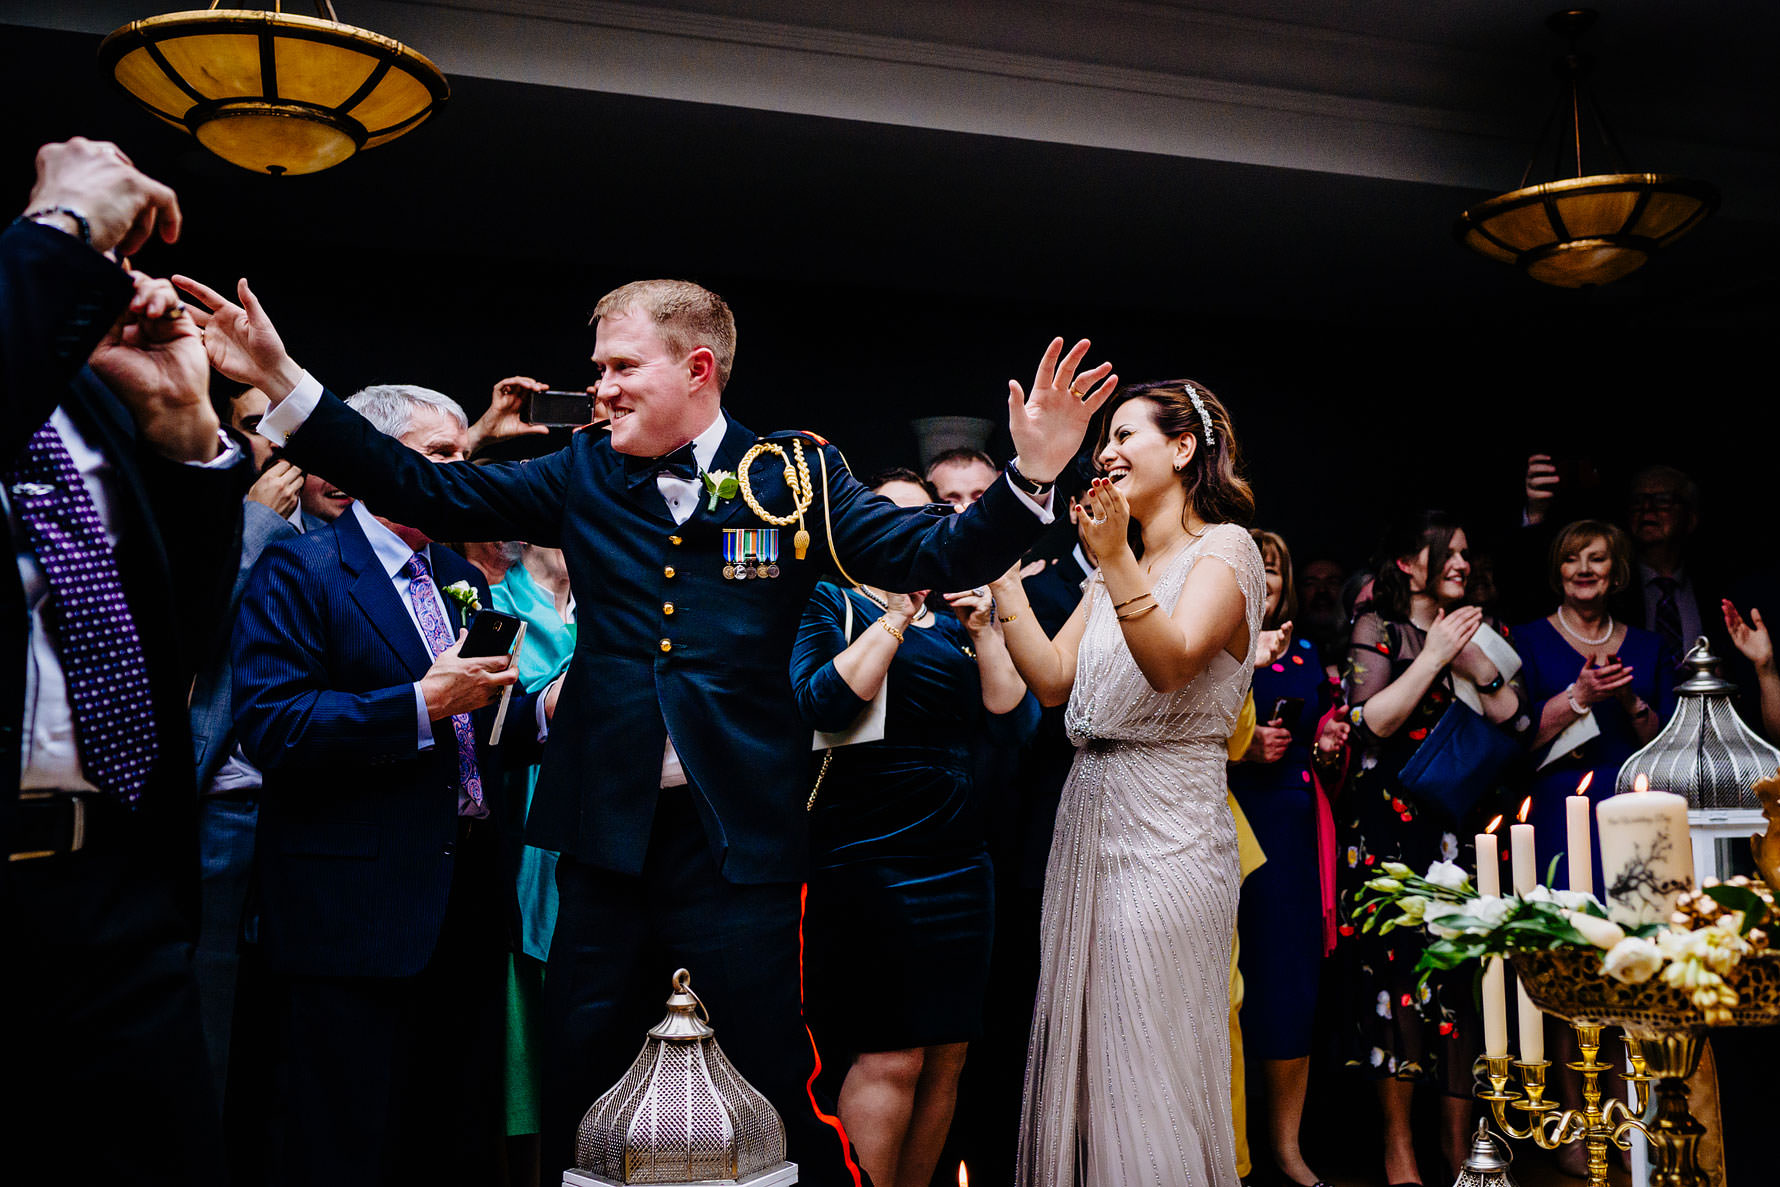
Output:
[{"xmin": 991, "ymin": 379, "xmax": 1263, "ymax": 1187}]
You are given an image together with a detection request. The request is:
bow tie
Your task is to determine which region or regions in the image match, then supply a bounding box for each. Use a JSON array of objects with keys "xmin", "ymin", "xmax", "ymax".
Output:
[{"xmin": 623, "ymin": 443, "xmax": 699, "ymax": 490}]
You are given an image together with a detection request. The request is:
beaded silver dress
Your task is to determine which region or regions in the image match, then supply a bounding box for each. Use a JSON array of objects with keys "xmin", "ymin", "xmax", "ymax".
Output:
[{"xmin": 1017, "ymin": 523, "xmax": 1263, "ymax": 1187}]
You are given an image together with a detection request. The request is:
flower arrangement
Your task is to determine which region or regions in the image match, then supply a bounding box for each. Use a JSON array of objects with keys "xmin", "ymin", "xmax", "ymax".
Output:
[{"xmin": 1358, "ymin": 861, "xmax": 1774, "ymax": 1025}]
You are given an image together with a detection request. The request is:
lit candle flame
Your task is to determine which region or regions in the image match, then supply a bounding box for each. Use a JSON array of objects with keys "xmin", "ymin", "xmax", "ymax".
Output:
[
  {"xmin": 1575, "ymin": 771, "xmax": 1593, "ymax": 795},
  {"xmin": 958, "ymin": 1162, "xmax": 969, "ymax": 1187},
  {"xmin": 1517, "ymin": 796, "xmax": 1532, "ymax": 823},
  {"xmin": 1486, "ymin": 814, "xmax": 1504, "ymax": 834},
  {"xmin": 1634, "ymin": 772, "xmax": 1649, "ymax": 793}
]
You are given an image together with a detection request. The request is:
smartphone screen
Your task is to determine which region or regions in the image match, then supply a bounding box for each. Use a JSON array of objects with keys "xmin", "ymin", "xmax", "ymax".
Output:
[
  {"xmin": 1267, "ymin": 696, "xmax": 1305, "ymax": 730},
  {"xmin": 461, "ymin": 609, "xmax": 523, "ymax": 658},
  {"xmin": 525, "ymin": 390, "xmax": 594, "ymax": 427}
]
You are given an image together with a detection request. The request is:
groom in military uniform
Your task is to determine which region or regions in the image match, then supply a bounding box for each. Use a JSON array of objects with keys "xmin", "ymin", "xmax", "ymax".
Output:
[{"xmin": 178, "ymin": 273, "xmax": 1115, "ymax": 1185}]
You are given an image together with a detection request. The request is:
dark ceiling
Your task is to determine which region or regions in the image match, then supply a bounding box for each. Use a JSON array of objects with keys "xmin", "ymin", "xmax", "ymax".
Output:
[{"xmin": 2, "ymin": 19, "xmax": 1773, "ymax": 569}]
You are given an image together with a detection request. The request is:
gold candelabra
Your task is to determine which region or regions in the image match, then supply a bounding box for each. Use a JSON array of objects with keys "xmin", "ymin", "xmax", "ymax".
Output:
[
  {"xmin": 1478, "ymin": 1021, "xmax": 1652, "ymax": 1187},
  {"xmin": 1479, "ymin": 948, "xmax": 1780, "ymax": 1187}
]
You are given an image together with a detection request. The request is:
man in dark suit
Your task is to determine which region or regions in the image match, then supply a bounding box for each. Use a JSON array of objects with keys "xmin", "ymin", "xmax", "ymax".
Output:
[
  {"xmin": 3, "ymin": 138, "xmax": 253, "ymax": 1186},
  {"xmin": 231, "ymin": 383, "xmax": 537, "ymax": 1186},
  {"xmin": 180, "ymin": 273, "xmax": 1115, "ymax": 1185}
]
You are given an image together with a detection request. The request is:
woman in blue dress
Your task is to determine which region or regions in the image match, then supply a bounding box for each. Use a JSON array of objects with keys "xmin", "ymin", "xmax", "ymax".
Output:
[
  {"xmin": 791, "ymin": 468, "xmax": 1038, "ymax": 1187},
  {"xmin": 1229, "ymin": 529, "xmax": 1346, "ymax": 1187},
  {"xmin": 1515, "ymin": 520, "xmax": 1673, "ymax": 891}
]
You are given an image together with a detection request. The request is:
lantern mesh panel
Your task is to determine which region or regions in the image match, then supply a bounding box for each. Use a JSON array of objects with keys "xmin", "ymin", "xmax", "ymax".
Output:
[
  {"xmin": 1616, "ymin": 690, "xmax": 1780, "ymax": 808},
  {"xmin": 574, "ymin": 1008, "xmax": 787, "ymax": 1183}
]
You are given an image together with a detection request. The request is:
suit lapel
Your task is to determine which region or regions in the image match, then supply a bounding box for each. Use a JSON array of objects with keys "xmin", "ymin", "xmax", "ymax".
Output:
[{"xmin": 336, "ymin": 511, "xmax": 434, "ymax": 681}]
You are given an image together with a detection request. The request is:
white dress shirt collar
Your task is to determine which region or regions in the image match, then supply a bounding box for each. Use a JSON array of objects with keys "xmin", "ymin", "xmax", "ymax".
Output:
[{"xmin": 352, "ymin": 500, "xmax": 429, "ymax": 578}]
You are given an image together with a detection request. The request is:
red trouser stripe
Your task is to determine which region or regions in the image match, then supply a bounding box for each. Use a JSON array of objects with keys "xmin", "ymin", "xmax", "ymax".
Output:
[{"xmin": 801, "ymin": 882, "xmax": 865, "ymax": 1187}]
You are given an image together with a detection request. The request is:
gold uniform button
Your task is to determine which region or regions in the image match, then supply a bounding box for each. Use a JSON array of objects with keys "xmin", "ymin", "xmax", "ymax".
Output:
[
  {"xmin": 663, "ymin": 602, "xmax": 675, "ymax": 616},
  {"xmin": 660, "ymin": 638, "xmax": 673, "ymax": 653},
  {"xmin": 663, "ymin": 566, "xmax": 676, "ymax": 579},
  {"xmin": 669, "ymin": 535, "xmax": 683, "ymax": 546}
]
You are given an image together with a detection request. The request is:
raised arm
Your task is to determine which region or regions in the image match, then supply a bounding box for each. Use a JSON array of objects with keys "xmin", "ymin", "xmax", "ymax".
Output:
[
  {"xmin": 987, "ymin": 563, "xmax": 1091, "ymax": 708},
  {"xmin": 1077, "ymin": 479, "xmax": 1249, "ymax": 695},
  {"xmin": 792, "ymin": 583, "xmax": 913, "ymax": 732},
  {"xmin": 943, "ymin": 585, "xmax": 1031, "ymax": 715}
]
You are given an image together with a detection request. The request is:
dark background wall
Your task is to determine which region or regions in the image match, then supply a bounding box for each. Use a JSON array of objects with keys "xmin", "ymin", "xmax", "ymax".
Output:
[{"xmin": 5, "ymin": 23, "xmax": 1773, "ymax": 579}]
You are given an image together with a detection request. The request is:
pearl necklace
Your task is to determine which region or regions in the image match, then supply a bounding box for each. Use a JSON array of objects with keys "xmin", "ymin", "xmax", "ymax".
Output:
[{"xmin": 1557, "ymin": 606, "xmax": 1613, "ymax": 646}]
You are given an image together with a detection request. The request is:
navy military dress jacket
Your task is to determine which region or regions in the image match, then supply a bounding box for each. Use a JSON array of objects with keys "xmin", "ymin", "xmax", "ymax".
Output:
[{"xmin": 279, "ymin": 392, "xmax": 1047, "ymax": 884}]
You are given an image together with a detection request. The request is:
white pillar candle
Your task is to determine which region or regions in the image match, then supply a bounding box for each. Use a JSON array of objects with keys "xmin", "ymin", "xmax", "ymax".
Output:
[
  {"xmin": 1567, "ymin": 793, "xmax": 1594, "ymax": 896},
  {"xmin": 1597, "ymin": 783, "xmax": 1694, "ymax": 924},
  {"xmin": 1516, "ymin": 974, "xmax": 1545, "ymax": 1063},
  {"xmin": 1474, "ymin": 829, "xmax": 1507, "ymax": 1055},
  {"xmin": 1508, "ymin": 820, "xmax": 1545, "ymax": 1061},
  {"xmin": 1510, "ymin": 822, "xmax": 1538, "ymax": 895},
  {"xmin": 1482, "ymin": 957, "xmax": 1509, "ymax": 1058},
  {"xmin": 1475, "ymin": 831, "xmax": 1500, "ymax": 897}
]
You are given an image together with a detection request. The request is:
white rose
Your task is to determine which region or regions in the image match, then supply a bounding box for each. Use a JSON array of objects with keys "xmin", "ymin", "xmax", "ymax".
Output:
[
  {"xmin": 1422, "ymin": 899, "xmax": 1463, "ymax": 938},
  {"xmin": 1467, "ymin": 895, "xmax": 1512, "ymax": 931},
  {"xmin": 1566, "ymin": 911, "xmax": 1626, "ymax": 950},
  {"xmin": 1603, "ymin": 937, "xmax": 1665, "ymax": 985},
  {"xmin": 1551, "ymin": 889, "xmax": 1595, "ymax": 911},
  {"xmin": 1424, "ymin": 860, "xmax": 1469, "ymax": 891},
  {"xmin": 1523, "ymin": 885, "xmax": 1556, "ymax": 905}
]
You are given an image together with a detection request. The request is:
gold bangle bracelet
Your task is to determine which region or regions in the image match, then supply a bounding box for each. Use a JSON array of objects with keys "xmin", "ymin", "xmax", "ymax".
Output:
[
  {"xmin": 878, "ymin": 617, "xmax": 905, "ymax": 643},
  {"xmin": 1116, "ymin": 601, "xmax": 1160, "ymax": 622},
  {"xmin": 1111, "ymin": 593, "xmax": 1155, "ymax": 611},
  {"xmin": 998, "ymin": 611, "xmax": 1019, "ymax": 624}
]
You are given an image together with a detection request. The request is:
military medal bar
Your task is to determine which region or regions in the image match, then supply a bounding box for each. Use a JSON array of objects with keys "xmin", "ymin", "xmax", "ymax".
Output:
[{"xmin": 722, "ymin": 527, "xmax": 781, "ymax": 579}]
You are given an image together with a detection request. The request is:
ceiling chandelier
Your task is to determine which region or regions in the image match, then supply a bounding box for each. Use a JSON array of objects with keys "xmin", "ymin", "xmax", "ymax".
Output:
[
  {"xmin": 99, "ymin": 2, "xmax": 449, "ymax": 177},
  {"xmin": 1453, "ymin": 9, "xmax": 1718, "ymax": 289}
]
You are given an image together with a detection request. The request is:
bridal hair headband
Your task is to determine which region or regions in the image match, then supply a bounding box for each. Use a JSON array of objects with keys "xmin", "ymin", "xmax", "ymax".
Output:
[{"xmin": 1185, "ymin": 384, "xmax": 1215, "ymax": 448}]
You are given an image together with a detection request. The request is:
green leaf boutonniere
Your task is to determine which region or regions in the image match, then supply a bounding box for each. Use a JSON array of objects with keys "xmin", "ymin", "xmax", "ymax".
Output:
[
  {"xmin": 702, "ymin": 468, "xmax": 740, "ymax": 512},
  {"xmin": 442, "ymin": 580, "xmax": 482, "ymax": 613}
]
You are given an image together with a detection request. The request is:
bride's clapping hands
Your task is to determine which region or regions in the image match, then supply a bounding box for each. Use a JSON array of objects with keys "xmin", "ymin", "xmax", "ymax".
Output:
[{"xmin": 1078, "ymin": 477, "xmax": 1131, "ymax": 562}]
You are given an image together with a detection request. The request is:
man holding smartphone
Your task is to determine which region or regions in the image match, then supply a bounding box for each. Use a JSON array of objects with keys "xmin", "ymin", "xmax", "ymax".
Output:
[
  {"xmin": 230, "ymin": 383, "xmax": 542, "ymax": 1185},
  {"xmin": 182, "ymin": 273, "xmax": 1114, "ymax": 1187}
]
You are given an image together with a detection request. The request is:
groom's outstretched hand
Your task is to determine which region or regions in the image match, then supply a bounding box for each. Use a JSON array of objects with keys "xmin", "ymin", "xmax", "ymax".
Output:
[
  {"xmin": 1006, "ymin": 337, "xmax": 1117, "ymax": 484},
  {"xmin": 173, "ymin": 274, "xmax": 305, "ymax": 402}
]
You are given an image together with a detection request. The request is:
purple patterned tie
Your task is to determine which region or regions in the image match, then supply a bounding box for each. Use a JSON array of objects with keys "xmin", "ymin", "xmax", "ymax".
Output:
[
  {"xmin": 401, "ymin": 552, "xmax": 484, "ymax": 812},
  {"xmin": 7, "ymin": 420, "xmax": 159, "ymax": 806}
]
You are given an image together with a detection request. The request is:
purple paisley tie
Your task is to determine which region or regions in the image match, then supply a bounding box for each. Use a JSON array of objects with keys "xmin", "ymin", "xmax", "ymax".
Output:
[
  {"xmin": 7, "ymin": 420, "xmax": 159, "ymax": 806},
  {"xmin": 401, "ymin": 552, "xmax": 484, "ymax": 812}
]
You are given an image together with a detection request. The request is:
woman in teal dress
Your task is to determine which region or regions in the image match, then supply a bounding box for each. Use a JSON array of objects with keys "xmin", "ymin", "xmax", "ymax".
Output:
[
  {"xmin": 486, "ymin": 543, "xmax": 576, "ymax": 1161},
  {"xmin": 791, "ymin": 469, "xmax": 1038, "ymax": 1187}
]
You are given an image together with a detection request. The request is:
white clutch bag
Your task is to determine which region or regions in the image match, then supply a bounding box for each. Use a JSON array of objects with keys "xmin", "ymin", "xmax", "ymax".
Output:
[{"xmin": 812, "ymin": 591, "xmax": 888, "ymax": 749}]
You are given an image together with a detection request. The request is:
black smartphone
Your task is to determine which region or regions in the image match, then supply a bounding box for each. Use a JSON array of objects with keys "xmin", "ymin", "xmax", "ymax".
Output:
[
  {"xmin": 1267, "ymin": 695, "xmax": 1305, "ymax": 730},
  {"xmin": 525, "ymin": 390, "xmax": 595, "ymax": 427},
  {"xmin": 460, "ymin": 609, "xmax": 524, "ymax": 658}
]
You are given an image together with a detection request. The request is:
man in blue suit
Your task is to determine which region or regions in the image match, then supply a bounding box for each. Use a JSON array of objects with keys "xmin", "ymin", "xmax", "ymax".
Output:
[
  {"xmin": 231, "ymin": 383, "xmax": 538, "ymax": 1186},
  {"xmin": 182, "ymin": 273, "xmax": 1116, "ymax": 1185}
]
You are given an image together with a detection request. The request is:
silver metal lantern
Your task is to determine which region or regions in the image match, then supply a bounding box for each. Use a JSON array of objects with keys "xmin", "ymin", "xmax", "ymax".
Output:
[
  {"xmin": 1615, "ymin": 637, "xmax": 1780, "ymax": 809},
  {"xmin": 565, "ymin": 968, "xmax": 796, "ymax": 1187},
  {"xmin": 1450, "ymin": 1119, "xmax": 1520, "ymax": 1187}
]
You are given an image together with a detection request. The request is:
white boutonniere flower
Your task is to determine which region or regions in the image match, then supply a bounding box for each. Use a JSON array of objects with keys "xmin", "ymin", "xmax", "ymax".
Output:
[
  {"xmin": 442, "ymin": 580, "xmax": 481, "ymax": 613},
  {"xmin": 702, "ymin": 468, "xmax": 739, "ymax": 512}
]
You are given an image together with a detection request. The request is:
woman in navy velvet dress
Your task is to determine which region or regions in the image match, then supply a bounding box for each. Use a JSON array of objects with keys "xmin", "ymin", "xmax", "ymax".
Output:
[
  {"xmin": 791, "ymin": 469, "xmax": 1038, "ymax": 1187},
  {"xmin": 1229, "ymin": 530, "xmax": 1347, "ymax": 1187},
  {"xmin": 1515, "ymin": 520, "xmax": 1672, "ymax": 891}
]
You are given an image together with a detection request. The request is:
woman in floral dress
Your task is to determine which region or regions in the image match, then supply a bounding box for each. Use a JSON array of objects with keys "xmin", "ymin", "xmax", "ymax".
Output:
[{"xmin": 1338, "ymin": 510, "xmax": 1532, "ymax": 1186}]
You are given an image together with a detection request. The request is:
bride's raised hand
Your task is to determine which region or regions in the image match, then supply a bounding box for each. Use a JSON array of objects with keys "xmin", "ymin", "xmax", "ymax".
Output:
[{"xmin": 1077, "ymin": 477, "xmax": 1131, "ymax": 563}]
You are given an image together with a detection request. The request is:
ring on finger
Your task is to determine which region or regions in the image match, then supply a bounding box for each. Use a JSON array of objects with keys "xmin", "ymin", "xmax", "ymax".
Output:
[{"xmin": 1069, "ymin": 385, "xmax": 1089, "ymax": 399}]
